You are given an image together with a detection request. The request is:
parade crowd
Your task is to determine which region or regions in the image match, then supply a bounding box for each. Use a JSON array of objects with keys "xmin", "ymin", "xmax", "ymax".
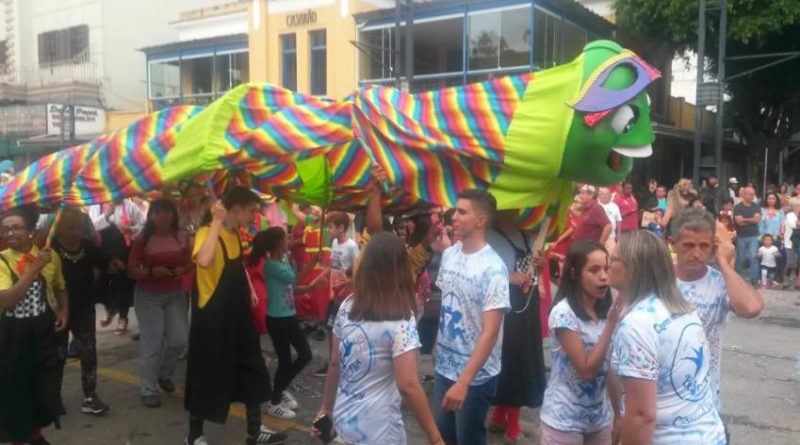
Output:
[{"xmin": 1, "ymin": 168, "xmax": 777, "ymax": 445}]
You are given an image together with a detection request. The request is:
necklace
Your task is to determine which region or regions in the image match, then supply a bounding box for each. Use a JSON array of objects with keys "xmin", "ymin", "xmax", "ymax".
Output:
[{"xmin": 60, "ymin": 246, "xmax": 86, "ymax": 263}]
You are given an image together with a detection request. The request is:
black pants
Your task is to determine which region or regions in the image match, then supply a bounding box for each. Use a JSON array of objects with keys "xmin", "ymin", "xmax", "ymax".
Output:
[
  {"xmin": 266, "ymin": 316, "xmax": 312, "ymax": 405},
  {"xmin": 56, "ymin": 306, "xmax": 98, "ymax": 398}
]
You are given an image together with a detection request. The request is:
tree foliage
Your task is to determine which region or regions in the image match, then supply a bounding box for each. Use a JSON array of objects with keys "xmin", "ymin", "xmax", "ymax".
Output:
[{"xmin": 614, "ymin": 0, "xmax": 800, "ymax": 171}]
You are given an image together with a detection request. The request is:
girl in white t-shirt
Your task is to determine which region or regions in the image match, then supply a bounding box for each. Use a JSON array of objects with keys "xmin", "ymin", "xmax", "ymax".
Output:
[
  {"xmin": 313, "ymin": 232, "xmax": 444, "ymax": 445},
  {"xmin": 540, "ymin": 240, "xmax": 621, "ymax": 445}
]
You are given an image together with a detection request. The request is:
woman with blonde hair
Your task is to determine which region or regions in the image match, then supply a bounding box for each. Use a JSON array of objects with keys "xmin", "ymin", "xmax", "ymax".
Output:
[{"xmin": 608, "ymin": 230, "xmax": 725, "ymax": 445}]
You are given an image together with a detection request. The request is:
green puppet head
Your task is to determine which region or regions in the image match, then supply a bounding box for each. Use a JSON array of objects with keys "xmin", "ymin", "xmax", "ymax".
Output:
[{"xmin": 560, "ymin": 41, "xmax": 661, "ymax": 185}]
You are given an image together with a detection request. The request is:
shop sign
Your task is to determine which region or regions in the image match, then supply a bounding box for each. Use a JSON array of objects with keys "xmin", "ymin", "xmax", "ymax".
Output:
[
  {"xmin": 46, "ymin": 104, "xmax": 106, "ymax": 136},
  {"xmin": 286, "ymin": 10, "xmax": 317, "ymax": 27}
]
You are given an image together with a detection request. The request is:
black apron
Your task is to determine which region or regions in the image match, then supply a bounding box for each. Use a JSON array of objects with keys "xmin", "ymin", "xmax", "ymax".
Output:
[
  {"xmin": 184, "ymin": 236, "xmax": 271, "ymax": 423},
  {"xmin": 0, "ymin": 255, "xmax": 61, "ymax": 442},
  {"xmin": 492, "ymin": 230, "xmax": 547, "ymax": 408}
]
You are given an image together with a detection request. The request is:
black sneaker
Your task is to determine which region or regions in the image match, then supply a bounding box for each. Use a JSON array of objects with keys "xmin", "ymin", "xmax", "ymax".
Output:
[
  {"xmin": 246, "ymin": 425, "xmax": 287, "ymax": 445},
  {"xmin": 81, "ymin": 394, "xmax": 110, "ymax": 415},
  {"xmin": 314, "ymin": 327, "xmax": 326, "ymax": 342},
  {"xmin": 313, "ymin": 363, "xmax": 328, "ymax": 377},
  {"xmin": 141, "ymin": 394, "xmax": 162, "ymax": 408},
  {"xmin": 158, "ymin": 378, "xmax": 176, "ymax": 393}
]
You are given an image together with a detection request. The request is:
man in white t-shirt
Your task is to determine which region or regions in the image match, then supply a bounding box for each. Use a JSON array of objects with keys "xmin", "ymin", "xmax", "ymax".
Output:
[
  {"xmin": 598, "ymin": 187, "xmax": 622, "ymax": 245},
  {"xmin": 669, "ymin": 208, "xmax": 764, "ymax": 441},
  {"xmin": 434, "ymin": 189, "xmax": 510, "ymax": 445}
]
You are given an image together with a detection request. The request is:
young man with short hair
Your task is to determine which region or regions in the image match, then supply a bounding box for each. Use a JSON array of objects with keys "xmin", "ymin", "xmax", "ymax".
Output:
[
  {"xmin": 670, "ymin": 208, "xmax": 764, "ymax": 437},
  {"xmin": 185, "ymin": 187, "xmax": 287, "ymax": 445},
  {"xmin": 434, "ymin": 189, "xmax": 510, "ymax": 445}
]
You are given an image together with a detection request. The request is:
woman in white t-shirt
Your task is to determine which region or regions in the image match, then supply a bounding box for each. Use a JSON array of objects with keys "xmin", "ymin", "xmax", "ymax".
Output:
[
  {"xmin": 313, "ymin": 232, "xmax": 444, "ymax": 445},
  {"xmin": 608, "ymin": 231, "xmax": 725, "ymax": 445},
  {"xmin": 540, "ymin": 240, "xmax": 621, "ymax": 445}
]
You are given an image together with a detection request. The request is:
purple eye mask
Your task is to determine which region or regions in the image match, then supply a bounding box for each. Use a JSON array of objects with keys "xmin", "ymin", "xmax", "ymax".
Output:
[{"xmin": 568, "ymin": 51, "xmax": 662, "ymax": 117}]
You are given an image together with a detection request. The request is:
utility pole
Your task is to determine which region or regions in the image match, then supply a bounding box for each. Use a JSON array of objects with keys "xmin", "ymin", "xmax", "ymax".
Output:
[
  {"xmin": 404, "ymin": 0, "xmax": 413, "ymax": 91},
  {"xmin": 394, "ymin": 0, "xmax": 402, "ymax": 88},
  {"xmin": 714, "ymin": 0, "xmax": 728, "ymax": 181},
  {"xmin": 693, "ymin": 0, "xmax": 706, "ymax": 186}
]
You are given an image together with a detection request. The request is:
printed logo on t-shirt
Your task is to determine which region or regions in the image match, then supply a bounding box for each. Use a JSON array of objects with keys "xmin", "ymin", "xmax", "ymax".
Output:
[
  {"xmin": 669, "ymin": 322, "xmax": 710, "ymax": 402},
  {"xmin": 340, "ymin": 324, "xmax": 374, "ymax": 383}
]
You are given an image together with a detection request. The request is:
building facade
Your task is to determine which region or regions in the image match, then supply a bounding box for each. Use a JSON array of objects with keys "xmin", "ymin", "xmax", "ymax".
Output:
[
  {"xmin": 355, "ymin": 0, "xmax": 612, "ymax": 92},
  {"xmin": 143, "ymin": 2, "xmax": 251, "ymax": 111},
  {"xmin": 0, "ymin": 0, "xmax": 237, "ymax": 163}
]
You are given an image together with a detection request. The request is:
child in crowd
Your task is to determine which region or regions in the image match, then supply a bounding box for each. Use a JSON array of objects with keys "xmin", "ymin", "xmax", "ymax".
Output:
[
  {"xmin": 758, "ymin": 234, "xmax": 780, "ymax": 289},
  {"xmin": 719, "ymin": 198, "xmax": 737, "ymax": 241},
  {"xmin": 248, "ymin": 228, "xmax": 326, "ymax": 420},
  {"xmin": 314, "ymin": 212, "xmax": 359, "ymax": 377},
  {"xmin": 647, "ymin": 209, "xmax": 665, "ymax": 237}
]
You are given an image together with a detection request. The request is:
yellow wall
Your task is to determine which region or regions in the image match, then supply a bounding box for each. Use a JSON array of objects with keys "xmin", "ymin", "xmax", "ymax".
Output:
[
  {"xmin": 249, "ymin": 0, "xmax": 379, "ymax": 99},
  {"xmin": 106, "ymin": 110, "xmax": 146, "ymax": 132}
]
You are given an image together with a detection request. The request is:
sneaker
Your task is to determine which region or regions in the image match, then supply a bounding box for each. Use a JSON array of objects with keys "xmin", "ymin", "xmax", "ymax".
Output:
[
  {"xmin": 313, "ymin": 363, "xmax": 328, "ymax": 377},
  {"xmin": 81, "ymin": 394, "xmax": 110, "ymax": 415},
  {"xmin": 265, "ymin": 402, "xmax": 296, "ymax": 420},
  {"xmin": 158, "ymin": 378, "xmax": 176, "ymax": 393},
  {"xmin": 100, "ymin": 311, "xmax": 117, "ymax": 328},
  {"xmin": 185, "ymin": 436, "xmax": 210, "ymax": 445},
  {"xmin": 246, "ymin": 425, "xmax": 288, "ymax": 445},
  {"xmin": 314, "ymin": 327, "xmax": 326, "ymax": 342},
  {"xmin": 115, "ymin": 318, "xmax": 129, "ymax": 335},
  {"xmin": 280, "ymin": 391, "xmax": 298, "ymax": 410},
  {"xmin": 141, "ymin": 394, "xmax": 161, "ymax": 408}
]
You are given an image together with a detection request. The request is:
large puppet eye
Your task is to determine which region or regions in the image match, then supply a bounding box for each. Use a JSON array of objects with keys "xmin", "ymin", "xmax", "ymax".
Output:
[{"xmin": 610, "ymin": 105, "xmax": 638, "ymax": 135}]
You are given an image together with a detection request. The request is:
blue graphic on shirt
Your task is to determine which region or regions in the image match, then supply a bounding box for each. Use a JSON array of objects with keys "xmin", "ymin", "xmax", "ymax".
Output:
[
  {"xmin": 440, "ymin": 291, "xmax": 467, "ymax": 343},
  {"xmin": 677, "ymin": 267, "xmax": 730, "ymax": 411},
  {"xmin": 670, "ymin": 324, "xmax": 709, "ymax": 402},
  {"xmin": 339, "ymin": 324, "xmax": 373, "ymax": 383}
]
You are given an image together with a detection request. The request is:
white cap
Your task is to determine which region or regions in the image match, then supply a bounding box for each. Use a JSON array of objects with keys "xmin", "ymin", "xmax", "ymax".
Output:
[{"xmin": 729, "ymin": 177, "xmax": 738, "ymax": 183}]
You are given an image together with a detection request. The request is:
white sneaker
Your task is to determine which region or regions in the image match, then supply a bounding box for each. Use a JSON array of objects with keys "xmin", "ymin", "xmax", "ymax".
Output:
[
  {"xmin": 184, "ymin": 435, "xmax": 210, "ymax": 445},
  {"xmin": 280, "ymin": 391, "xmax": 298, "ymax": 410},
  {"xmin": 266, "ymin": 402, "xmax": 296, "ymax": 420}
]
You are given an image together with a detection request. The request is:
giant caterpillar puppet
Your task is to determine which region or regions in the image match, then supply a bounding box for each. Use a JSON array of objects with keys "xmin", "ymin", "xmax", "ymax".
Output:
[{"xmin": 0, "ymin": 40, "xmax": 659, "ymax": 232}]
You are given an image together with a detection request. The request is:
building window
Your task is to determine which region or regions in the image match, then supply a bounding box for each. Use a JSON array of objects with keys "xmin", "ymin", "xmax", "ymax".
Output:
[
  {"xmin": 562, "ymin": 20, "xmax": 588, "ymax": 62},
  {"xmin": 359, "ymin": 27, "xmax": 403, "ymax": 81},
  {"xmin": 310, "ymin": 30, "xmax": 327, "ymax": 95},
  {"xmin": 149, "ymin": 59, "xmax": 181, "ymax": 100},
  {"xmin": 214, "ymin": 52, "xmax": 250, "ymax": 95},
  {"xmin": 281, "ymin": 34, "xmax": 297, "ymax": 91},
  {"xmin": 533, "ymin": 8, "xmax": 563, "ymax": 69},
  {"xmin": 181, "ymin": 56, "xmax": 214, "ymax": 100},
  {"xmin": 468, "ymin": 6, "xmax": 532, "ymax": 71},
  {"xmin": 38, "ymin": 25, "xmax": 89, "ymax": 66},
  {"xmin": 413, "ymin": 17, "xmax": 464, "ymax": 76}
]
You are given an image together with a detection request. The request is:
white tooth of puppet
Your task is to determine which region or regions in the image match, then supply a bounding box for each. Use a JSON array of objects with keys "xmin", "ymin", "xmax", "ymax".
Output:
[{"xmin": 612, "ymin": 145, "xmax": 652, "ymax": 158}]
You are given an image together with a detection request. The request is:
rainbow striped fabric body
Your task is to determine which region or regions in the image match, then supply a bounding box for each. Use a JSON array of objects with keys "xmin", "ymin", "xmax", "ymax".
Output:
[{"xmin": 0, "ymin": 73, "xmax": 564, "ymax": 231}]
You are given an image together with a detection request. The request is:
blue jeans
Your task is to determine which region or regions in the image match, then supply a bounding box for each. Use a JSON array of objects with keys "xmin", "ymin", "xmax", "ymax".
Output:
[
  {"xmin": 433, "ymin": 373, "xmax": 497, "ymax": 445},
  {"xmin": 735, "ymin": 236, "xmax": 760, "ymax": 284}
]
